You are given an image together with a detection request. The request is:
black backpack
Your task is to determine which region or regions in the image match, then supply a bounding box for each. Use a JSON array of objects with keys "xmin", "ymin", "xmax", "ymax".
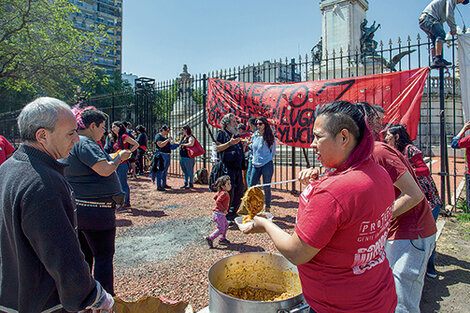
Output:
[{"xmin": 209, "ymin": 151, "xmax": 228, "ymax": 192}]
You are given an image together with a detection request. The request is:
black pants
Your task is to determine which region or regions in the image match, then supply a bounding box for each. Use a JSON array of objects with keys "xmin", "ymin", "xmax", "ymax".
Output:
[
  {"xmin": 136, "ymin": 148, "xmax": 146, "ymax": 174},
  {"xmin": 226, "ymin": 167, "xmax": 244, "ymax": 221},
  {"xmin": 78, "ymin": 228, "xmax": 116, "ymax": 296}
]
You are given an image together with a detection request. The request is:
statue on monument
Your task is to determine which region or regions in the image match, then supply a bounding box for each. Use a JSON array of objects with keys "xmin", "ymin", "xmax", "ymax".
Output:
[
  {"xmin": 360, "ymin": 19, "xmax": 381, "ymax": 57},
  {"xmin": 311, "ymin": 37, "xmax": 323, "ymax": 64}
]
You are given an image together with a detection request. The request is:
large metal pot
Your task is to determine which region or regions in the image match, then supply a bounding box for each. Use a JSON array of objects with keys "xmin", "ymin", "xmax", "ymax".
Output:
[{"xmin": 208, "ymin": 252, "xmax": 309, "ymax": 313}]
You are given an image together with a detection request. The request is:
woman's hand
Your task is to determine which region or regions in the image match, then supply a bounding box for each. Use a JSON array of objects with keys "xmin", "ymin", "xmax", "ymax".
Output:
[
  {"xmin": 242, "ymin": 216, "xmax": 268, "ymax": 234},
  {"xmin": 118, "ymin": 150, "xmax": 132, "ymax": 161},
  {"xmin": 298, "ymin": 167, "xmax": 321, "ymax": 185}
]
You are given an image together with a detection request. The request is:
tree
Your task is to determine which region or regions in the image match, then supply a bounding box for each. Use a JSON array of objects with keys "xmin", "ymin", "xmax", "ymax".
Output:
[{"xmin": 0, "ymin": 0, "xmax": 105, "ymax": 104}]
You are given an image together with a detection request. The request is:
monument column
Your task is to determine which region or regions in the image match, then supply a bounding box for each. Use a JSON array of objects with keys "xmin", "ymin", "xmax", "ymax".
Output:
[{"xmin": 320, "ymin": 0, "xmax": 368, "ymax": 55}]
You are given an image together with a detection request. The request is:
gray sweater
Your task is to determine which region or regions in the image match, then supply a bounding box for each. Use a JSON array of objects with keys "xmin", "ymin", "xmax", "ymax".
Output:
[
  {"xmin": 0, "ymin": 145, "xmax": 98, "ymax": 312},
  {"xmin": 423, "ymin": 0, "xmax": 457, "ymax": 32}
]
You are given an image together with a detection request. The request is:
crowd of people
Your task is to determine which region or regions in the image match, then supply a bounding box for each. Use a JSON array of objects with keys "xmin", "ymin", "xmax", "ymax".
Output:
[{"xmin": 0, "ymin": 93, "xmax": 467, "ymax": 313}]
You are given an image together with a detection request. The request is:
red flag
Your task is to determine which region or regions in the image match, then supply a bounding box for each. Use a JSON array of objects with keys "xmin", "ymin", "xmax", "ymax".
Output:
[{"xmin": 207, "ymin": 68, "xmax": 429, "ymax": 148}]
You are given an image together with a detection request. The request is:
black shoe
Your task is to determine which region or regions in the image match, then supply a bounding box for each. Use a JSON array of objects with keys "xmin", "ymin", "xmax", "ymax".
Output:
[
  {"xmin": 205, "ymin": 236, "xmax": 213, "ymax": 248},
  {"xmin": 157, "ymin": 186, "xmax": 165, "ymax": 191},
  {"xmin": 219, "ymin": 238, "xmax": 231, "ymax": 245},
  {"xmin": 162, "ymin": 185, "xmax": 172, "ymax": 189},
  {"xmin": 184, "ymin": 184, "xmax": 191, "ymax": 189},
  {"xmin": 180, "ymin": 184, "xmax": 188, "ymax": 189},
  {"xmin": 188, "ymin": 183, "xmax": 194, "ymax": 188},
  {"xmin": 228, "ymin": 220, "xmax": 235, "ymax": 226},
  {"xmin": 430, "ymin": 57, "xmax": 452, "ymax": 69}
]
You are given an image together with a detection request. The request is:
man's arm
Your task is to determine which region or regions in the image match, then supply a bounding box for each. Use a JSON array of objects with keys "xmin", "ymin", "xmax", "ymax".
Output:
[
  {"xmin": 92, "ymin": 150, "xmax": 131, "ymax": 176},
  {"xmin": 392, "ymin": 171, "xmax": 425, "ymax": 218},
  {"xmin": 215, "ymin": 136, "xmax": 241, "ymax": 152},
  {"xmin": 447, "ymin": 0, "xmax": 457, "ymax": 34}
]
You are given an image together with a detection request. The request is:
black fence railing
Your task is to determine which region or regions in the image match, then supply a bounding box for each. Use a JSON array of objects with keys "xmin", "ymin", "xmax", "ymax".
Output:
[{"xmin": 0, "ymin": 36, "xmax": 465, "ymax": 211}]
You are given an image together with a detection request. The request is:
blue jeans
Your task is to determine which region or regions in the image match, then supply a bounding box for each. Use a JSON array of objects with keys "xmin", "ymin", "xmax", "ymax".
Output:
[
  {"xmin": 246, "ymin": 158, "xmax": 253, "ymax": 187},
  {"xmin": 180, "ymin": 157, "xmax": 195, "ymax": 185},
  {"xmin": 156, "ymin": 153, "xmax": 171, "ymax": 187},
  {"xmin": 419, "ymin": 14, "xmax": 446, "ymax": 50},
  {"xmin": 250, "ymin": 161, "xmax": 274, "ymax": 208},
  {"xmin": 385, "ymin": 234, "xmax": 436, "ymax": 313},
  {"xmin": 116, "ymin": 163, "xmax": 130, "ymax": 205}
]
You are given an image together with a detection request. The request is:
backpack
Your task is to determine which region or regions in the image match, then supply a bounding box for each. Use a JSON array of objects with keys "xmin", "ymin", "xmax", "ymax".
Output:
[
  {"xmin": 194, "ymin": 168, "xmax": 209, "ymax": 185},
  {"xmin": 209, "ymin": 151, "xmax": 228, "ymax": 192}
]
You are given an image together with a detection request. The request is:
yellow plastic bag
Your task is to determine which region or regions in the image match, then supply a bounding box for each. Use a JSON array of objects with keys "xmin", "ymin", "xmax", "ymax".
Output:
[{"xmin": 113, "ymin": 296, "xmax": 193, "ymax": 313}]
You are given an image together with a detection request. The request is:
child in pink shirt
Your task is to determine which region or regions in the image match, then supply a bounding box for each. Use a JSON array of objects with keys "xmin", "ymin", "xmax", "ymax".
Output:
[{"xmin": 206, "ymin": 175, "xmax": 231, "ymax": 248}]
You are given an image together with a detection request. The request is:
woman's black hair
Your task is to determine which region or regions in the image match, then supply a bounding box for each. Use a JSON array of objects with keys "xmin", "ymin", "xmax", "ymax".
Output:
[
  {"xmin": 387, "ymin": 124, "xmax": 413, "ymax": 153},
  {"xmin": 316, "ymin": 100, "xmax": 366, "ymax": 142},
  {"xmin": 80, "ymin": 109, "xmax": 107, "ymax": 130},
  {"xmin": 256, "ymin": 117, "xmax": 275, "ymax": 148},
  {"xmin": 111, "ymin": 121, "xmax": 127, "ymax": 147},
  {"xmin": 182, "ymin": 124, "xmax": 192, "ymax": 136},
  {"xmin": 212, "ymin": 175, "xmax": 231, "ymax": 192},
  {"xmin": 160, "ymin": 124, "xmax": 170, "ymax": 132},
  {"xmin": 136, "ymin": 125, "xmax": 146, "ymax": 133}
]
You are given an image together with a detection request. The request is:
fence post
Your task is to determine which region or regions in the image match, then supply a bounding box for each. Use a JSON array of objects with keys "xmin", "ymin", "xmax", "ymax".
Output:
[
  {"xmin": 203, "ymin": 74, "xmax": 208, "ymax": 169},
  {"xmin": 111, "ymin": 93, "xmax": 115, "ymax": 122},
  {"xmin": 290, "ymin": 58, "xmax": 296, "ymax": 193},
  {"xmin": 438, "ymin": 68, "xmax": 448, "ymax": 207}
]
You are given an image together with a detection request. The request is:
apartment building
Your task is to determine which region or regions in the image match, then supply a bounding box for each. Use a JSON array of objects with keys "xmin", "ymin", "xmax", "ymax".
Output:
[{"xmin": 69, "ymin": 0, "xmax": 123, "ymax": 74}]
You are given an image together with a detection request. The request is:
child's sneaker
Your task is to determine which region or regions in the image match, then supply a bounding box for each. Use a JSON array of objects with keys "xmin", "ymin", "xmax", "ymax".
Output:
[
  {"xmin": 205, "ymin": 236, "xmax": 213, "ymax": 248},
  {"xmin": 219, "ymin": 238, "xmax": 231, "ymax": 245}
]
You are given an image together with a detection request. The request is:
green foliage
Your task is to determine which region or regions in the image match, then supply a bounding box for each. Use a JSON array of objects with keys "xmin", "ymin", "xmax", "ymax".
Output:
[
  {"xmin": 80, "ymin": 69, "xmax": 132, "ymax": 98},
  {"xmin": 154, "ymin": 83, "xmax": 179, "ymax": 122},
  {"xmin": 456, "ymin": 197, "xmax": 468, "ymax": 213},
  {"xmin": 457, "ymin": 213, "xmax": 470, "ymax": 223},
  {"xmin": 0, "ymin": 0, "xmax": 107, "ymax": 110}
]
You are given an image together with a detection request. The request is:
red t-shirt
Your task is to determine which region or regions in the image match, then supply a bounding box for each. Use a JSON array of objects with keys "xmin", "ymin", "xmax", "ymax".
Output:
[
  {"xmin": 0, "ymin": 135, "xmax": 15, "ymax": 166},
  {"xmin": 213, "ymin": 190, "xmax": 229, "ymax": 214},
  {"xmin": 457, "ymin": 136, "xmax": 470, "ymax": 174},
  {"xmin": 371, "ymin": 142, "xmax": 437, "ymax": 240},
  {"xmin": 295, "ymin": 159, "xmax": 397, "ymax": 313},
  {"xmin": 113, "ymin": 134, "xmax": 131, "ymax": 165}
]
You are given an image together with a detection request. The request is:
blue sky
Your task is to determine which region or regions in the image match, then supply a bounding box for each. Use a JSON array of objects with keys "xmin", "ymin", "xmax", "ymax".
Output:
[{"xmin": 122, "ymin": 0, "xmax": 469, "ymax": 81}]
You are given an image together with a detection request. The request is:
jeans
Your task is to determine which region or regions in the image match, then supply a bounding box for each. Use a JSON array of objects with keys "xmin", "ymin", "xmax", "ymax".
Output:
[
  {"xmin": 246, "ymin": 158, "xmax": 253, "ymax": 187},
  {"xmin": 180, "ymin": 157, "xmax": 195, "ymax": 185},
  {"xmin": 116, "ymin": 162, "xmax": 130, "ymax": 205},
  {"xmin": 250, "ymin": 161, "xmax": 274, "ymax": 208},
  {"xmin": 427, "ymin": 204, "xmax": 441, "ymax": 272},
  {"xmin": 78, "ymin": 228, "xmax": 116, "ymax": 295},
  {"xmin": 385, "ymin": 234, "xmax": 436, "ymax": 313},
  {"xmin": 156, "ymin": 153, "xmax": 171, "ymax": 187},
  {"xmin": 208, "ymin": 211, "xmax": 228, "ymax": 241},
  {"xmin": 419, "ymin": 14, "xmax": 446, "ymax": 50}
]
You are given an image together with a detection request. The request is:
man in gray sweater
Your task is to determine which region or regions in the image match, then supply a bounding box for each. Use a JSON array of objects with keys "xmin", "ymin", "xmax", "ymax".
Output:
[
  {"xmin": 0, "ymin": 97, "xmax": 114, "ymax": 312},
  {"xmin": 419, "ymin": 0, "xmax": 468, "ymax": 68}
]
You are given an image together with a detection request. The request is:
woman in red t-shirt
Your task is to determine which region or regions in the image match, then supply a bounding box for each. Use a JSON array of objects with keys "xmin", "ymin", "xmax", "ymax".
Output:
[{"xmin": 244, "ymin": 101, "xmax": 397, "ymax": 313}]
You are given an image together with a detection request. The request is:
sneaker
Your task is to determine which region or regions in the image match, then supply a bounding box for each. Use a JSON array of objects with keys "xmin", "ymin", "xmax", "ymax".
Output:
[
  {"xmin": 426, "ymin": 271, "xmax": 438, "ymax": 279},
  {"xmin": 430, "ymin": 57, "xmax": 452, "ymax": 69},
  {"xmin": 205, "ymin": 236, "xmax": 213, "ymax": 248},
  {"xmin": 116, "ymin": 205, "xmax": 130, "ymax": 213},
  {"xmin": 426, "ymin": 265, "xmax": 438, "ymax": 278},
  {"xmin": 157, "ymin": 186, "xmax": 165, "ymax": 191},
  {"xmin": 162, "ymin": 185, "xmax": 172, "ymax": 189},
  {"xmin": 219, "ymin": 238, "xmax": 231, "ymax": 245},
  {"xmin": 180, "ymin": 184, "xmax": 188, "ymax": 189}
]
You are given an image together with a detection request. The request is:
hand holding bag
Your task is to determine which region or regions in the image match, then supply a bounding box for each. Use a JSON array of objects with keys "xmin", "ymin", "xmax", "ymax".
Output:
[{"xmin": 186, "ymin": 136, "xmax": 205, "ymax": 158}]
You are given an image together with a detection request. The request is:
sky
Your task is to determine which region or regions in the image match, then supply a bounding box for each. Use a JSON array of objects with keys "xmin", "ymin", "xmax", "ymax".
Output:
[{"xmin": 121, "ymin": 0, "xmax": 469, "ymax": 81}]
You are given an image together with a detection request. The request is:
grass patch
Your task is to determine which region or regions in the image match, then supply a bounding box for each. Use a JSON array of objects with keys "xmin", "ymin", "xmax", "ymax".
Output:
[
  {"xmin": 457, "ymin": 213, "xmax": 470, "ymax": 223},
  {"xmin": 456, "ymin": 213, "xmax": 470, "ymax": 240}
]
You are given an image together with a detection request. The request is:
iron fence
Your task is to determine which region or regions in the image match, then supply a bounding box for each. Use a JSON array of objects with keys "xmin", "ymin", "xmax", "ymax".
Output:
[{"xmin": 0, "ymin": 35, "xmax": 466, "ymax": 211}]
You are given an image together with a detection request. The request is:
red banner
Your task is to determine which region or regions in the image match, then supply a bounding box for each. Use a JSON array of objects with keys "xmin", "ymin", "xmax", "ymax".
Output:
[{"xmin": 207, "ymin": 68, "xmax": 429, "ymax": 148}]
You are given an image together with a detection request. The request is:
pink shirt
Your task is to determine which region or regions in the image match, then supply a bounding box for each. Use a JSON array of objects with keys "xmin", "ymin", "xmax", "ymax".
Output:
[
  {"xmin": 295, "ymin": 159, "xmax": 397, "ymax": 313},
  {"xmin": 0, "ymin": 136, "xmax": 15, "ymax": 166}
]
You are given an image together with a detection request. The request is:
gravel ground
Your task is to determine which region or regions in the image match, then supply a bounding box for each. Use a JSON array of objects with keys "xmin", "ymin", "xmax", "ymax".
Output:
[
  {"xmin": 114, "ymin": 174, "xmax": 470, "ymax": 312},
  {"xmin": 114, "ymin": 174, "xmax": 298, "ymax": 311}
]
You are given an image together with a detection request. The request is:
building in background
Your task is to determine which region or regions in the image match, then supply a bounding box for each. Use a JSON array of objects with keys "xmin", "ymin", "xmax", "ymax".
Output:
[
  {"xmin": 69, "ymin": 0, "xmax": 122, "ymax": 74},
  {"xmin": 122, "ymin": 72, "xmax": 138, "ymax": 88}
]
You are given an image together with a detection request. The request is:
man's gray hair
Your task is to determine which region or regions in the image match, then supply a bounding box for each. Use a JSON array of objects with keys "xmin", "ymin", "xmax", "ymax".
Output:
[
  {"xmin": 221, "ymin": 113, "xmax": 235, "ymax": 129},
  {"xmin": 18, "ymin": 97, "xmax": 71, "ymax": 142}
]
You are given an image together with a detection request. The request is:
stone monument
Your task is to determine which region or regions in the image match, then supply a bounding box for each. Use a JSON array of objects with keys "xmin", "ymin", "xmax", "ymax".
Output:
[{"xmin": 319, "ymin": 0, "xmax": 368, "ymax": 56}]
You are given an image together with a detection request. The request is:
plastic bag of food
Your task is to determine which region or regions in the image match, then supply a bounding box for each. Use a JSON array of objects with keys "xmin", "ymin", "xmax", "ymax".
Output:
[{"xmin": 113, "ymin": 296, "xmax": 193, "ymax": 313}]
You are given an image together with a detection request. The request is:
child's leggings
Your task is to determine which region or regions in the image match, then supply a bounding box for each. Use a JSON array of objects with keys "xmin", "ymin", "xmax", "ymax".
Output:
[{"xmin": 208, "ymin": 211, "xmax": 228, "ymax": 241}]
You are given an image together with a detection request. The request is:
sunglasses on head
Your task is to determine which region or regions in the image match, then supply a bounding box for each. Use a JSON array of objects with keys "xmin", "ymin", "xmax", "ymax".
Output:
[{"xmin": 256, "ymin": 122, "xmax": 264, "ymax": 125}]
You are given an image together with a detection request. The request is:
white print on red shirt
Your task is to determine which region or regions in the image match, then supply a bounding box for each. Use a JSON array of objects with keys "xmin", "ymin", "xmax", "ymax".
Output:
[{"xmin": 351, "ymin": 205, "xmax": 393, "ymax": 275}]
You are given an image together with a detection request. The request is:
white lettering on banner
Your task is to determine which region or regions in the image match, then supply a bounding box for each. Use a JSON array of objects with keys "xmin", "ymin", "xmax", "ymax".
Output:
[{"xmin": 351, "ymin": 205, "xmax": 393, "ymax": 275}]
